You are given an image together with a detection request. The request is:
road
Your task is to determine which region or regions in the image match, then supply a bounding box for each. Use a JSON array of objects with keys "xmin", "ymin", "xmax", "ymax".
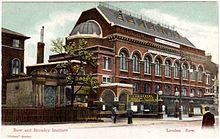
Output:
[{"xmin": 1, "ymin": 117, "xmax": 219, "ymax": 139}]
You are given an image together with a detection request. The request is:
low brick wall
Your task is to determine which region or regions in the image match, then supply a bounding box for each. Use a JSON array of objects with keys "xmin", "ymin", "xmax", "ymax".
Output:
[{"xmin": 2, "ymin": 107, "xmax": 101, "ymax": 124}]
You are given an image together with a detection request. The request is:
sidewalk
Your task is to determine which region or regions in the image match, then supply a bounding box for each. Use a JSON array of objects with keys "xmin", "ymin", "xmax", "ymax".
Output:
[{"xmin": 65, "ymin": 115, "xmax": 211, "ymax": 128}]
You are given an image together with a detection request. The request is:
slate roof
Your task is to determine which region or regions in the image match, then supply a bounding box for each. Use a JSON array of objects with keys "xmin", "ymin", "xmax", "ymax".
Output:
[
  {"xmin": 97, "ymin": 4, "xmax": 195, "ymax": 47},
  {"xmin": 2, "ymin": 28, "xmax": 30, "ymax": 39},
  {"xmin": 71, "ymin": 20, "xmax": 101, "ymax": 36}
]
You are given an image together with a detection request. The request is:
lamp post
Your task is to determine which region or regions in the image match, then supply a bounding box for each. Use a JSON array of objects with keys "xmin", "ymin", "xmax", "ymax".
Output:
[
  {"xmin": 175, "ymin": 91, "xmax": 180, "ymax": 118},
  {"xmin": 189, "ymin": 93, "xmax": 194, "ymax": 117},
  {"xmin": 178, "ymin": 53, "xmax": 193, "ymax": 120},
  {"xmin": 158, "ymin": 90, "xmax": 163, "ymax": 118}
]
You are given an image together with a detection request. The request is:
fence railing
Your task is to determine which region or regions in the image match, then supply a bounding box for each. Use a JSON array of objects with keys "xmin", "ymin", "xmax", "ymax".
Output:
[{"xmin": 2, "ymin": 107, "xmax": 100, "ymax": 124}]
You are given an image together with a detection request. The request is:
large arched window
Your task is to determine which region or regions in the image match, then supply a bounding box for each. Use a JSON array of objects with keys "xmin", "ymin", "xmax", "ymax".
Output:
[
  {"xmin": 174, "ymin": 62, "xmax": 179, "ymax": 78},
  {"xmin": 155, "ymin": 58, "xmax": 162, "ymax": 76},
  {"xmin": 165, "ymin": 60, "xmax": 171, "ymax": 77},
  {"xmin": 132, "ymin": 54, "xmax": 140, "ymax": 72},
  {"xmin": 11, "ymin": 58, "xmax": 20, "ymax": 75},
  {"xmin": 198, "ymin": 66, "xmax": 203, "ymax": 81},
  {"xmin": 119, "ymin": 51, "xmax": 128, "ymax": 70},
  {"xmin": 144, "ymin": 56, "xmax": 151, "ymax": 74},
  {"xmin": 190, "ymin": 65, "xmax": 196, "ymax": 80},
  {"xmin": 182, "ymin": 63, "xmax": 188, "ymax": 79}
]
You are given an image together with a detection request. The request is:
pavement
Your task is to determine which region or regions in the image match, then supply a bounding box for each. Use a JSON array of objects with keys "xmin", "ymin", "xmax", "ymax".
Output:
[
  {"xmin": 60, "ymin": 114, "xmax": 218, "ymax": 128},
  {"xmin": 1, "ymin": 115, "xmax": 219, "ymax": 139}
]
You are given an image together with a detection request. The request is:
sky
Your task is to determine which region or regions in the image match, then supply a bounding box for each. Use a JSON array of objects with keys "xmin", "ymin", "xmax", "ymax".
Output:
[{"xmin": 2, "ymin": 1, "xmax": 219, "ymax": 72}]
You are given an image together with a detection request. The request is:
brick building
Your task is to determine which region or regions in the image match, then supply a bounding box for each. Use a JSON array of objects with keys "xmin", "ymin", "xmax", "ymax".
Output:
[
  {"xmin": 15, "ymin": 3, "xmax": 216, "ymax": 116},
  {"xmin": 1, "ymin": 28, "xmax": 30, "ymax": 105}
]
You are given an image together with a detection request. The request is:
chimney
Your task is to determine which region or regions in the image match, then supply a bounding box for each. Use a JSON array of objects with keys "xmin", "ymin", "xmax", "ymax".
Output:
[{"xmin": 37, "ymin": 26, "xmax": 45, "ymax": 64}]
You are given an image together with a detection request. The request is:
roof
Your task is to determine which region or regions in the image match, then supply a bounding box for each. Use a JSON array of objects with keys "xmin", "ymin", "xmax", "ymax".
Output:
[
  {"xmin": 96, "ymin": 3, "xmax": 195, "ymax": 48},
  {"xmin": 70, "ymin": 20, "xmax": 102, "ymax": 36},
  {"xmin": 2, "ymin": 28, "xmax": 30, "ymax": 39}
]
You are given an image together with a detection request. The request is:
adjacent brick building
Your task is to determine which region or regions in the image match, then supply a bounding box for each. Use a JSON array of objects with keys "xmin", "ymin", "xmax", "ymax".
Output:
[{"xmin": 1, "ymin": 28, "xmax": 30, "ymax": 105}]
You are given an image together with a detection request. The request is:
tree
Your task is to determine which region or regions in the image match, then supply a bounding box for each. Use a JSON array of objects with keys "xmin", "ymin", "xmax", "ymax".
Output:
[{"xmin": 51, "ymin": 38, "xmax": 99, "ymax": 106}]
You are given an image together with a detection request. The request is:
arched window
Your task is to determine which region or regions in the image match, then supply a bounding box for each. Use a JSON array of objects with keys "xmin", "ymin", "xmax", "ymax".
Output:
[
  {"xmin": 165, "ymin": 61, "xmax": 171, "ymax": 77},
  {"xmin": 165, "ymin": 85, "xmax": 171, "ymax": 95},
  {"xmin": 133, "ymin": 83, "xmax": 139, "ymax": 92},
  {"xmin": 174, "ymin": 62, "xmax": 179, "ymax": 78},
  {"xmin": 119, "ymin": 51, "xmax": 128, "ymax": 70},
  {"xmin": 11, "ymin": 59, "xmax": 20, "ymax": 75},
  {"xmin": 144, "ymin": 56, "xmax": 151, "ymax": 74},
  {"xmin": 182, "ymin": 88, "xmax": 187, "ymax": 96},
  {"xmin": 190, "ymin": 89, "xmax": 195, "ymax": 97},
  {"xmin": 198, "ymin": 66, "xmax": 203, "ymax": 81},
  {"xmin": 144, "ymin": 83, "xmax": 151, "ymax": 93},
  {"xmin": 182, "ymin": 63, "xmax": 188, "ymax": 79},
  {"xmin": 198, "ymin": 89, "xmax": 203, "ymax": 97},
  {"xmin": 155, "ymin": 58, "xmax": 162, "ymax": 76},
  {"xmin": 132, "ymin": 54, "xmax": 140, "ymax": 72},
  {"xmin": 155, "ymin": 84, "xmax": 161, "ymax": 93},
  {"xmin": 190, "ymin": 65, "xmax": 196, "ymax": 80}
]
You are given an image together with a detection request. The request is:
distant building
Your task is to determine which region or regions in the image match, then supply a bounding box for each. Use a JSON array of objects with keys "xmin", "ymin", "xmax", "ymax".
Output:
[
  {"xmin": 1, "ymin": 28, "xmax": 30, "ymax": 106},
  {"xmin": 204, "ymin": 54, "xmax": 219, "ymax": 115}
]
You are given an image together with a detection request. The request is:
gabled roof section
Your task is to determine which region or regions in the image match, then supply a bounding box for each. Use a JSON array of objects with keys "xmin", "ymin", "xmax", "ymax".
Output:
[
  {"xmin": 2, "ymin": 28, "xmax": 30, "ymax": 39},
  {"xmin": 97, "ymin": 3, "xmax": 195, "ymax": 48}
]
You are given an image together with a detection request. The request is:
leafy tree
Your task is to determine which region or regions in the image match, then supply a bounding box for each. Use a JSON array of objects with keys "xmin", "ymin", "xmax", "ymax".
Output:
[{"xmin": 51, "ymin": 38, "xmax": 99, "ymax": 106}]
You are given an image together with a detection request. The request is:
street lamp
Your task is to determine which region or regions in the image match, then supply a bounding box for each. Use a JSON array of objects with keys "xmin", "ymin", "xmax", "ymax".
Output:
[
  {"xmin": 178, "ymin": 53, "xmax": 193, "ymax": 120},
  {"xmin": 158, "ymin": 90, "xmax": 163, "ymax": 118},
  {"xmin": 175, "ymin": 91, "xmax": 180, "ymax": 118}
]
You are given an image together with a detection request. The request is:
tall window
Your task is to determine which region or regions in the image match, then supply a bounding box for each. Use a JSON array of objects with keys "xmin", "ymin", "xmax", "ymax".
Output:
[
  {"xmin": 11, "ymin": 59, "xmax": 20, "ymax": 75},
  {"xmin": 144, "ymin": 83, "xmax": 150, "ymax": 93},
  {"xmin": 198, "ymin": 66, "xmax": 203, "ymax": 81},
  {"xmin": 190, "ymin": 89, "xmax": 195, "ymax": 97},
  {"xmin": 155, "ymin": 58, "xmax": 162, "ymax": 76},
  {"xmin": 182, "ymin": 88, "xmax": 187, "ymax": 96},
  {"xmin": 198, "ymin": 90, "xmax": 203, "ymax": 97},
  {"xmin": 133, "ymin": 83, "xmax": 139, "ymax": 93},
  {"xmin": 12, "ymin": 39, "xmax": 20, "ymax": 48},
  {"xmin": 190, "ymin": 65, "xmax": 196, "ymax": 80},
  {"xmin": 174, "ymin": 62, "xmax": 179, "ymax": 78},
  {"xmin": 132, "ymin": 54, "xmax": 140, "ymax": 72},
  {"xmin": 165, "ymin": 61, "xmax": 171, "ymax": 77},
  {"xmin": 165, "ymin": 85, "xmax": 171, "ymax": 95},
  {"xmin": 182, "ymin": 63, "xmax": 188, "ymax": 79},
  {"xmin": 206, "ymin": 74, "xmax": 210, "ymax": 84},
  {"xmin": 103, "ymin": 56, "xmax": 111, "ymax": 70},
  {"xmin": 144, "ymin": 57, "xmax": 151, "ymax": 74},
  {"xmin": 155, "ymin": 84, "xmax": 161, "ymax": 93},
  {"xmin": 119, "ymin": 51, "xmax": 128, "ymax": 70}
]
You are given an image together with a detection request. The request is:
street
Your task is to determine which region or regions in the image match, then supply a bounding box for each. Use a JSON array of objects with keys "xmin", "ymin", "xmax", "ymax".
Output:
[{"xmin": 1, "ymin": 116, "xmax": 219, "ymax": 139}]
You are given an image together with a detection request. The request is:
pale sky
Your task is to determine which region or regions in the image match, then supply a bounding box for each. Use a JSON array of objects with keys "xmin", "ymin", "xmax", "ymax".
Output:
[{"xmin": 2, "ymin": 1, "xmax": 219, "ymax": 72}]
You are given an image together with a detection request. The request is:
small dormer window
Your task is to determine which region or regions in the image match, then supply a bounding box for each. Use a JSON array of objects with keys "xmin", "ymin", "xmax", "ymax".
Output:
[
  {"xmin": 139, "ymin": 21, "xmax": 145, "ymax": 28},
  {"xmin": 117, "ymin": 10, "xmax": 124, "ymax": 21},
  {"xmin": 128, "ymin": 17, "xmax": 135, "ymax": 24},
  {"xmin": 12, "ymin": 39, "xmax": 20, "ymax": 48}
]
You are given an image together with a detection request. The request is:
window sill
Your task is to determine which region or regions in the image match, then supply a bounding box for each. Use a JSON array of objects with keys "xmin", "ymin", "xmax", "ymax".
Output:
[
  {"xmin": 165, "ymin": 76, "xmax": 171, "ymax": 78},
  {"xmin": 120, "ymin": 69, "xmax": 128, "ymax": 72},
  {"xmin": 144, "ymin": 73, "xmax": 151, "ymax": 75},
  {"xmin": 174, "ymin": 77, "xmax": 179, "ymax": 79},
  {"xmin": 133, "ymin": 72, "xmax": 140, "ymax": 74},
  {"xmin": 102, "ymin": 69, "xmax": 112, "ymax": 71},
  {"xmin": 155, "ymin": 75, "xmax": 162, "ymax": 77}
]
